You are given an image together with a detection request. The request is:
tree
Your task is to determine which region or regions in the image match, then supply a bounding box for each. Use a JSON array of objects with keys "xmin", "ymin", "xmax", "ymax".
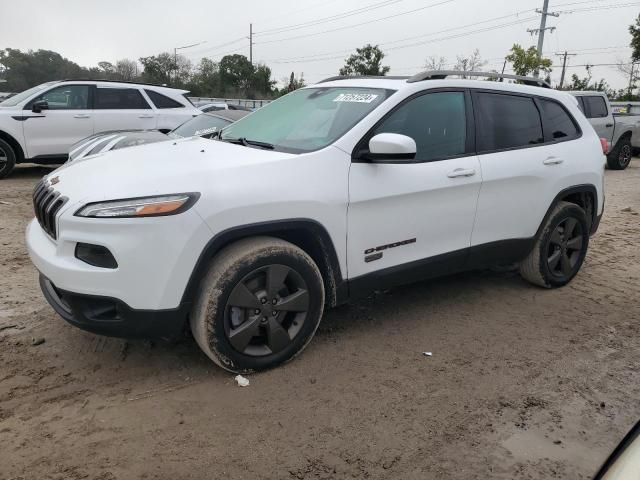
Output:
[
  {"xmin": 424, "ymin": 56, "xmax": 447, "ymax": 71},
  {"xmin": 139, "ymin": 52, "xmax": 176, "ymax": 85},
  {"xmin": 251, "ymin": 64, "xmax": 276, "ymax": 98},
  {"xmin": 219, "ymin": 54, "xmax": 255, "ymax": 94},
  {"xmin": 630, "ymin": 13, "xmax": 640, "ymax": 62},
  {"xmin": 97, "ymin": 61, "xmax": 115, "ymax": 78},
  {"xmin": 115, "ymin": 59, "xmax": 138, "ymax": 81},
  {"xmin": 505, "ymin": 44, "xmax": 552, "ymax": 77},
  {"xmin": 282, "ymin": 72, "xmax": 305, "ymax": 94},
  {"xmin": 0, "ymin": 48, "xmax": 88, "ymax": 91},
  {"xmin": 454, "ymin": 49, "xmax": 486, "ymax": 76},
  {"xmin": 339, "ymin": 44, "xmax": 389, "ymax": 76}
]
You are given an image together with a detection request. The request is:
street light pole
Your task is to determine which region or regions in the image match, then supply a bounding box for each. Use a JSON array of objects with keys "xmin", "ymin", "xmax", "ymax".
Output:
[{"xmin": 173, "ymin": 41, "xmax": 206, "ymax": 84}]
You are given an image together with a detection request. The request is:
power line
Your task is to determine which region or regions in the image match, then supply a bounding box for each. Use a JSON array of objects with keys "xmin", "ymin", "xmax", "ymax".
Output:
[
  {"xmin": 255, "ymin": 0, "xmax": 455, "ymax": 46},
  {"xmin": 254, "ymin": 0, "xmax": 403, "ymax": 36}
]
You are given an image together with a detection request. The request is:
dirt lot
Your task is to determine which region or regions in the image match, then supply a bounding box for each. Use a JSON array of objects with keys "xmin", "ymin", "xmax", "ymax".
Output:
[{"xmin": 1, "ymin": 161, "xmax": 639, "ymax": 480}]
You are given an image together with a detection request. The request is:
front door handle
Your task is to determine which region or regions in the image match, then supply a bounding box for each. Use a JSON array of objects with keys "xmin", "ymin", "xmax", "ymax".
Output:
[
  {"xmin": 138, "ymin": 114, "xmax": 155, "ymax": 119},
  {"xmin": 447, "ymin": 168, "xmax": 476, "ymax": 178},
  {"xmin": 73, "ymin": 114, "xmax": 90, "ymax": 119},
  {"xmin": 543, "ymin": 156, "xmax": 564, "ymax": 165}
]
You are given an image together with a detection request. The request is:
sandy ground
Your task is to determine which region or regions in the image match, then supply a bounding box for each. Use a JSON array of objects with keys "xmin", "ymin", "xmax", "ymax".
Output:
[{"xmin": 1, "ymin": 161, "xmax": 639, "ymax": 480}]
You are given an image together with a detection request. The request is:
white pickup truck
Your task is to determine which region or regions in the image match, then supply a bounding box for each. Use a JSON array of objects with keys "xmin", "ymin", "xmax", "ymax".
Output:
[{"xmin": 570, "ymin": 91, "xmax": 640, "ymax": 170}]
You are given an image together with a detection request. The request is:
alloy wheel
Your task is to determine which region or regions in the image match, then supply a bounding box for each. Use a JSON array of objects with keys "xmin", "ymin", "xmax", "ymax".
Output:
[
  {"xmin": 223, "ymin": 264, "xmax": 310, "ymax": 357},
  {"xmin": 0, "ymin": 146, "xmax": 7, "ymax": 168},
  {"xmin": 619, "ymin": 144, "xmax": 632, "ymax": 168},
  {"xmin": 546, "ymin": 217, "xmax": 584, "ymax": 279}
]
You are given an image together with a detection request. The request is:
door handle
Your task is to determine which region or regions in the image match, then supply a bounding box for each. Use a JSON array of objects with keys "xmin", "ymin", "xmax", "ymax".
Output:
[
  {"xmin": 138, "ymin": 114, "xmax": 155, "ymax": 119},
  {"xmin": 73, "ymin": 114, "xmax": 90, "ymax": 119},
  {"xmin": 447, "ymin": 168, "xmax": 476, "ymax": 178},
  {"xmin": 605, "ymin": 123, "xmax": 614, "ymax": 128},
  {"xmin": 543, "ymin": 157, "xmax": 564, "ymax": 165}
]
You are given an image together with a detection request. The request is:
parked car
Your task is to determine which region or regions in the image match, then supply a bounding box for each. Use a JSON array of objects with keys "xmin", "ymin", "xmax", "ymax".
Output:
[
  {"xmin": 67, "ymin": 110, "xmax": 249, "ymax": 162},
  {"xmin": 593, "ymin": 419, "xmax": 640, "ymax": 479},
  {"xmin": 0, "ymin": 80, "xmax": 201, "ymax": 178},
  {"xmin": 199, "ymin": 102, "xmax": 253, "ymax": 113},
  {"xmin": 569, "ymin": 91, "xmax": 640, "ymax": 170},
  {"xmin": 27, "ymin": 71, "xmax": 605, "ymax": 373}
]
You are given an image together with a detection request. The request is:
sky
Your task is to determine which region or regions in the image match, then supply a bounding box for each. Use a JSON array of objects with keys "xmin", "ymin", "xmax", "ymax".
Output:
[{"xmin": 0, "ymin": 0, "xmax": 638, "ymax": 90}]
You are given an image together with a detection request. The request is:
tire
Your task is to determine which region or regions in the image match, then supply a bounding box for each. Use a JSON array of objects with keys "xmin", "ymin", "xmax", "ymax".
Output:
[
  {"xmin": 190, "ymin": 236, "xmax": 325, "ymax": 373},
  {"xmin": 607, "ymin": 136, "xmax": 633, "ymax": 170},
  {"xmin": 0, "ymin": 138, "xmax": 16, "ymax": 179},
  {"xmin": 519, "ymin": 201, "xmax": 590, "ymax": 288}
]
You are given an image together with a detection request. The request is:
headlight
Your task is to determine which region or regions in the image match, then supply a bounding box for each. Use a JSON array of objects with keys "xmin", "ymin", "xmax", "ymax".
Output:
[{"xmin": 75, "ymin": 193, "xmax": 199, "ymax": 218}]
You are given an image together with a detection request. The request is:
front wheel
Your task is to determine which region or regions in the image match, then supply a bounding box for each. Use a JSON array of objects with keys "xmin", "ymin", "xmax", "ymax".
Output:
[
  {"xmin": 190, "ymin": 237, "xmax": 325, "ymax": 373},
  {"xmin": 607, "ymin": 136, "xmax": 633, "ymax": 170},
  {"xmin": 519, "ymin": 201, "xmax": 590, "ymax": 288},
  {"xmin": 0, "ymin": 139, "xmax": 17, "ymax": 179}
]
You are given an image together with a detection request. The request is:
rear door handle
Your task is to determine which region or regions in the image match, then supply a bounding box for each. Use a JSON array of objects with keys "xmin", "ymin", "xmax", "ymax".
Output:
[
  {"xmin": 543, "ymin": 157, "xmax": 564, "ymax": 165},
  {"xmin": 605, "ymin": 123, "xmax": 614, "ymax": 128},
  {"xmin": 447, "ymin": 168, "xmax": 476, "ymax": 178},
  {"xmin": 138, "ymin": 114, "xmax": 155, "ymax": 119},
  {"xmin": 73, "ymin": 114, "xmax": 90, "ymax": 119}
]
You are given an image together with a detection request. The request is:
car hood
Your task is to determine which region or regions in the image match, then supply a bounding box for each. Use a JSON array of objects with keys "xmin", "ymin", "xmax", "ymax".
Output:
[
  {"xmin": 46, "ymin": 136, "xmax": 297, "ymax": 206},
  {"xmin": 68, "ymin": 130, "xmax": 171, "ymax": 161}
]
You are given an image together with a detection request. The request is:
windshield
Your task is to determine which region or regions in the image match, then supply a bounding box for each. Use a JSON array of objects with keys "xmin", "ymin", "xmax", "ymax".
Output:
[
  {"xmin": 220, "ymin": 87, "xmax": 394, "ymax": 153},
  {"xmin": 0, "ymin": 81, "xmax": 58, "ymax": 107},
  {"xmin": 170, "ymin": 114, "xmax": 231, "ymax": 138}
]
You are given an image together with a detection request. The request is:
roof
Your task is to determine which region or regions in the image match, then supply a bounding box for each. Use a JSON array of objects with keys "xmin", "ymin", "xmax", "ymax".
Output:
[
  {"xmin": 57, "ymin": 79, "xmax": 189, "ymax": 93},
  {"xmin": 206, "ymin": 110, "xmax": 250, "ymax": 122}
]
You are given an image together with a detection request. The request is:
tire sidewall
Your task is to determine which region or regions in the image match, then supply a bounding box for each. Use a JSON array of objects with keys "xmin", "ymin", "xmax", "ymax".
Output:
[
  {"xmin": 0, "ymin": 139, "xmax": 16, "ymax": 179},
  {"xmin": 538, "ymin": 204, "xmax": 589, "ymax": 288},
  {"xmin": 608, "ymin": 138, "xmax": 632, "ymax": 170},
  {"xmin": 205, "ymin": 248, "xmax": 324, "ymax": 373}
]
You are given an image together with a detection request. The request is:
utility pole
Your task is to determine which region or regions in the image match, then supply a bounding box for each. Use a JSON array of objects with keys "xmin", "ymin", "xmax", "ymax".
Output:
[
  {"xmin": 527, "ymin": 0, "xmax": 559, "ymax": 77},
  {"xmin": 629, "ymin": 62, "xmax": 637, "ymax": 98},
  {"xmin": 556, "ymin": 51, "xmax": 577, "ymax": 89},
  {"xmin": 249, "ymin": 23, "xmax": 254, "ymax": 65}
]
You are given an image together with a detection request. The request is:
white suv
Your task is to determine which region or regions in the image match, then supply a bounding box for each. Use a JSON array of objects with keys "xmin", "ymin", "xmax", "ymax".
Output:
[
  {"xmin": 0, "ymin": 80, "xmax": 201, "ymax": 178},
  {"xmin": 26, "ymin": 72, "xmax": 605, "ymax": 373}
]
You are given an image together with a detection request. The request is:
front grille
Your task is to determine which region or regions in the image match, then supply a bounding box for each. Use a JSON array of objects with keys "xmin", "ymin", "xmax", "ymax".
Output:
[{"xmin": 32, "ymin": 179, "xmax": 67, "ymax": 239}]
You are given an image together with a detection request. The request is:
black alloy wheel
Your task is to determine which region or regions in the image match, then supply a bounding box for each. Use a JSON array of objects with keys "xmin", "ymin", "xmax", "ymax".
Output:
[
  {"xmin": 546, "ymin": 217, "xmax": 584, "ymax": 281},
  {"xmin": 224, "ymin": 264, "xmax": 310, "ymax": 356}
]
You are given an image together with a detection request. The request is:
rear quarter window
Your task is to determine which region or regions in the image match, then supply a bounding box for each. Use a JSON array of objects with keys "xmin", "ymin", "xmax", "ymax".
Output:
[
  {"xmin": 145, "ymin": 90, "xmax": 184, "ymax": 109},
  {"xmin": 538, "ymin": 99, "xmax": 580, "ymax": 141}
]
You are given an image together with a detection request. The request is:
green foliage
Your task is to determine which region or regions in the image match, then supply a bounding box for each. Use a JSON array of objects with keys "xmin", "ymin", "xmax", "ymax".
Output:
[
  {"xmin": 630, "ymin": 14, "xmax": 640, "ymax": 62},
  {"xmin": 281, "ymin": 72, "xmax": 305, "ymax": 95},
  {"xmin": 339, "ymin": 44, "xmax": 389, "ymax": 76},
  {"xmin": 505, "ymin": 44, "xmax": 552, "ymax": 77}
]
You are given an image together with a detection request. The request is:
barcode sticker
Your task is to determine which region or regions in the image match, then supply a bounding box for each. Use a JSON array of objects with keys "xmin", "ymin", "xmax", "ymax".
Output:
[{"xmin": 333, "ymin": 93, "xmax": 379, "ymax": 103}]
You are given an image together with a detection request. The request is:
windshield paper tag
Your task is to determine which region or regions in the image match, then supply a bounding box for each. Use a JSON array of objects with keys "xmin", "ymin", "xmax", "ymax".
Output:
[
  {"xmin": 194, "ymin": 126, "xmax": 218, "ymax": 136},
  {"xmin": 333, "ymin": 93, "xmax": 378, "ymax": 103}
]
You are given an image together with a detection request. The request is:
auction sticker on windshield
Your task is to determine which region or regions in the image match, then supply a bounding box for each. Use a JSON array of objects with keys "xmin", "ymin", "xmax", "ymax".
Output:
[{"xmin": 333, "ymin": 93, "xmax": 379, "ymax": 103}]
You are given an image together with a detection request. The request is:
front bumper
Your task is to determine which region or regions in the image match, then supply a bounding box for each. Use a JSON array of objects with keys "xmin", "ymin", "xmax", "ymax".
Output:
[{"xmin": 39, "ymin": 275, "xmax": 188, "ymax": 339}]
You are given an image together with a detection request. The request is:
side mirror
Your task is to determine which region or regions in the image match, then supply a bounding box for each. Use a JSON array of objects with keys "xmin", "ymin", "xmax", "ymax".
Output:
[
  {"xmin": 32, "ymin": 100, "xmax": 49, "ymax": 113},
  {"xmin": 361, "ymin": 133, "xmax": 416, "ymax": 163}
]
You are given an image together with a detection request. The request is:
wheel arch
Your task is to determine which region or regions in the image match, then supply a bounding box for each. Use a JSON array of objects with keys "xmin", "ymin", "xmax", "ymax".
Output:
[
  {"xmin": 0, "ymin": 130, "xmax": 25, "ymax": 163},
  {"xmin": 180, "ymin": 219, "xmax": 347, "ymax": 310},
  {"xmin": 536, "ymin": 184, "xmax": 598, "ymax": 238}
]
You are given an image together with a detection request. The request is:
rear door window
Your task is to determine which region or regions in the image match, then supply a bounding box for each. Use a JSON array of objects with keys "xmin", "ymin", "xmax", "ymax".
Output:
[
  {"xmin": 538, "ymin": 99, "xmax": 580, "ymax": 141},
  {"xmin": 475, "ymin": 92, "xmax": 544, "ymax": 152},
  {"xmin": 95, "ymin": 88, "xmax": 151, "ymax": 109},
  {"xmin": 584, "ymin": 96, "xmax": 608, "ymax": 118}
]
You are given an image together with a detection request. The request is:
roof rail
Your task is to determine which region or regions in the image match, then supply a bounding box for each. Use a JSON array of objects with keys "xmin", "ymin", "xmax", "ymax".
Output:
[
  {"xmin": 406, "ymin": 70, "xmax": 551, "ymax": 88},
  {"xmin": 59, "ymin": 79, "xmax": 183, "ymax": 89},
  {"xmin": 317, "ymin": 75, "xmax": 410, "ymax": 83}
]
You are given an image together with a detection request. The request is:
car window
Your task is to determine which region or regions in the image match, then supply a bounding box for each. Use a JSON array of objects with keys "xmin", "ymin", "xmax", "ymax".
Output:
[
  {"xmin": 475, "ymin": 92, "xmax": 543, "ymax": 152},
  {"xmin": 584, "ymin": 96, "xmax": 608, "ymax": 118},
  {"xmin": 2, "ymin": 82, "xmax": 58, "ymax": 107},
  {"xmin": 371, "ymin": 91, "xmax": 466, "ymax": 161},
  {"xmin": 220, "ymin": 87, "xmax": 394, "ymax": 154},
  {"xmin": 32, "ymin": 85, "xmax": 90, "ymax": 110},
  {"xmin": 171, "ymin": 114, "xmax": 231, "ymax": 138},
  {"xmin": 145, "ymin": 90, "xmax": 184, "ymax": 109},
  {"xmin": 576, "ymin": 96, "xmax": 586, "ymax": 114},
  {"xmin": 539, "ymin": 99, "xmax": 580, "ymax": 141},
  {"xmin": 95, "ymin": 87, "xmax": 150, "ymax": 109}
]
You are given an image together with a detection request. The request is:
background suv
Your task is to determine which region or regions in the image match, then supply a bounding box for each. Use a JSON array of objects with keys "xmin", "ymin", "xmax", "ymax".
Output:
[
  {"xmin": 26, "ymin": 72, "xmax": 605, "ymax": 373},
  {"xmin": 0, "ymin": 80, "xmax": 201, "ymax": 178}
]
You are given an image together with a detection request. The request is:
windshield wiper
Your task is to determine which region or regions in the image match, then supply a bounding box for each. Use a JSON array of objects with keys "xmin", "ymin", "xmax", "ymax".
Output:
[{"xmin": 222, "ymin": 137, "xmax": 274, "ymax": 150}]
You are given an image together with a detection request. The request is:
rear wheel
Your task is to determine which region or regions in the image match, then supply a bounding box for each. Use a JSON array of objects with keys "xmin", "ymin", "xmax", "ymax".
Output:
[
  {"xmin": 607, "ymin": 136, "xmax": 633, "ymax": 170},
  {"xmin": 0, "ymin": 139, "xmax": 16, "ymax": 179},
  {"xmin": 519, "ymin": 201, "xmax": 589, "ymax": 288},
  {"xmin": 190, "ymin": 237, "xmax": 325, "ymax": 373}
]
